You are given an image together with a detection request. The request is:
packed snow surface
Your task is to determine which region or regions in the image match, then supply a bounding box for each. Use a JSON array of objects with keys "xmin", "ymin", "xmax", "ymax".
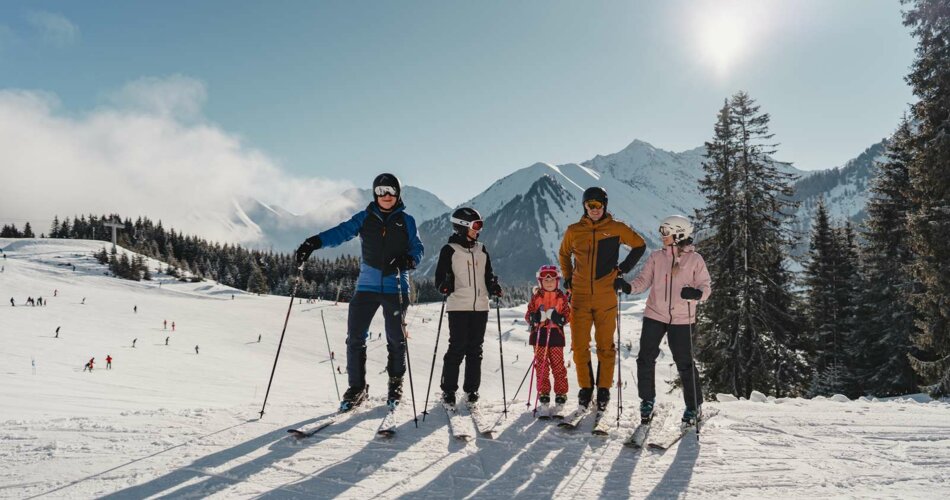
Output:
[{"xmin": 1, "ymin": 239, "xmax": 948, "ymax": 499}]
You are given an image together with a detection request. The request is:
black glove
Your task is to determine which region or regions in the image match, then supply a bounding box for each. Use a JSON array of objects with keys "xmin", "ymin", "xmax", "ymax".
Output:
[
  {"xmin": 438, "ymin": 277, "xmax": 454, "ymax": 295},
  {"xmin": 681, "ymin": 286, "xmax": 703, "ymax": 300},
  {"xmin": 529, "ymin": 311, "xmax": 542, "ymax": 324},
  {"xmin": 614, "ymin": 276, "xmax": 631, "ymax": 294},
  {"xmin": 391, "ymin": 254, "xmax": 416, "ymax": 270},
  {"xmin": 294, "ymin": 236, "xmax": 321, "ymax": 264},
  {"xmin": 551, "ymin": 310, "xmax": 567, "ymax": 327},
  {"xmin": 563, "ymin": 278, "xmax": 572, "ymax": 291},
  {"xmin": 488, "ymin": 276, "xmax": 503, "ymax": 297}
]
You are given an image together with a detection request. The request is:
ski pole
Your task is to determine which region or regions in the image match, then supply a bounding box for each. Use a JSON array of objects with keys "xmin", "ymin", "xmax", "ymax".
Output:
[
  {"xmin": 321, "ymin": 309, "xmax": 340, "ymax": 401},
  {"xmin": 397, "ymin": 268, "xmax": 419, "ymax": 428},
  {"xmin": 422, "ymin": 295, "xmax": 447, "ymax": 421},
  {"xmin": 688, "ymin": 301, "xmax": 702, "ymax": 440},
  {"xmin": 496, "ymin": 298, "xmax": 508, "ymax": 417},
  {"xmin": 616, "ymin": 290, "xmax": 623, "ymax": 427},
  {"xmin": 258, "ymin": 268, "xmax": 303, "ymax": 419},
  {"xmin": 509, "ymin": 353, "xmax": 535, "ymax": 404}
]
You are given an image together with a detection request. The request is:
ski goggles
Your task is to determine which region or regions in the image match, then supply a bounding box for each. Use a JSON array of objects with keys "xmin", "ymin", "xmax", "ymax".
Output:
[
  {"xmin": 451, "ymin": 217, "xmax": 484, "ymax": 231},
  {"xmin": 584, "ymin": 200, "xmax": 604, "ymax": 210},
  {"xmin": 659, "ymin": 225, "xmax": 673, "ymax": 236},
  {"xmin": 374, "ymin": 185, "xmax": 398, "ymax": 197},
  {"xmin": 539, "ymin": 273, "xmax": 558, "ymax": 280}
]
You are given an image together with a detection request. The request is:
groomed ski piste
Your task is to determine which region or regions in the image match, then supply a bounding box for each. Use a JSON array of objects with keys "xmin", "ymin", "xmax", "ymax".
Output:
[{"xmin": 2, "ymin": 238, "xmax": 949, "ymax": 499}]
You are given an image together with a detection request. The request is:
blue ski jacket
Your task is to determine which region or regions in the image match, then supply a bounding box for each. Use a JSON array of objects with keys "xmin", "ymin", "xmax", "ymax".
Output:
[{"xmin": 313, "ymin": 202, "xmax": 424, "ymax": 294}]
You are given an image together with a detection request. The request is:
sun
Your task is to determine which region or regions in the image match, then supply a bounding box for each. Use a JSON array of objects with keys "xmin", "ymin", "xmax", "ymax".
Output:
[{"xmin": 697, "ymin": 11, "xmax": 749, "ymax": 77}]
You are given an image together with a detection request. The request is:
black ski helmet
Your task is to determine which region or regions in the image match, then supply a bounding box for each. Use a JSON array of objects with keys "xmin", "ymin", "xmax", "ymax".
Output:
[
  {"xmin": 450, "ymin": 207, "xmax": 483, "ymax": 237},
  {"xmin": 582, "ymin": 186, "xmax": 608, "ymax": 207},
  {"xmin": 372, "ymin": 173, "xmax": 401, "ymax": 200}
]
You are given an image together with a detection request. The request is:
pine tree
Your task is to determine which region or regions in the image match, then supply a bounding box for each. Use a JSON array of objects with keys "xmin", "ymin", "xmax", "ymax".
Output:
[
  {"xmin": 903, "ymin": 0, "xmax": 950, "ymax": 397},
  {"xmin": 49, "ymin": 216, "xmax": 60, "ymax": 238},
  {"xmin": 803, "ymin": 198, "xmax": 845, "ymax": 396},
  {"xmin": 695, "ymin": 91, "xmax": 808, "ymax": 398},
  {"xmin": 22, "ymin": 222, "xmax": 34, "ymax": 238},
  {"xmin": 854, "ymin": 117, "xmax": 920, "ymax": 396},
  {"xmin": 247, "ymin": 262, "xmax": 269, "ymax": 295}
]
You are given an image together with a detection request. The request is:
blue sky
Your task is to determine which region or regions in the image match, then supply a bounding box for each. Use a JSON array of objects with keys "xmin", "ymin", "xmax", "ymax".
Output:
[{"xmin": 1, "ymin": 1, "xmax": 916, "ymax": 208}]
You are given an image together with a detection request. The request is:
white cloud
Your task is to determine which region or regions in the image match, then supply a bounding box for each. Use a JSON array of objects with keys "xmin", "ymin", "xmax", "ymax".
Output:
[
  {"xmin": 0, "ymin": 76, "xmax": 356, "ymax": 244},
  {"xmin": 26, "ymin": 11, "xmax": 80, "ymax": 47}
]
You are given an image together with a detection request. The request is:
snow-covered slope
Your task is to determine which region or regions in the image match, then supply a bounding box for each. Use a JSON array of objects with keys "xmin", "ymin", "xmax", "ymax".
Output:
[{"xmin": 2, "ymin": 238, "xmax": 948, "ymax": 498}]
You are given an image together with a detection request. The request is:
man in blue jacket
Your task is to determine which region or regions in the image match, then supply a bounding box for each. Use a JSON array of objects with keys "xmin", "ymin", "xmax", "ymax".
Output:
[{"xmin": 295, "ymin": 173, "xmax": 424, "ymax": 412}]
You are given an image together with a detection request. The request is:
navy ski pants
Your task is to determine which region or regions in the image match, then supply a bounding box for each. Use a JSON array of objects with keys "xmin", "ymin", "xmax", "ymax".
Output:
[{"xmin": 345, "ymin": 291, "xmax": 409, "ymax": 389}]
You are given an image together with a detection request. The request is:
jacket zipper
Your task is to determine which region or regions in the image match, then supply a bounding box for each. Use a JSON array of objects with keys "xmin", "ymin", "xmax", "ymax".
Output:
[
  {"xmin": 667, "ymin": 247, "xmax": 676, "ymax": 324},
  {"xmin": 590, "ymin": 227, "xmax": 596, "ymax": 293}
]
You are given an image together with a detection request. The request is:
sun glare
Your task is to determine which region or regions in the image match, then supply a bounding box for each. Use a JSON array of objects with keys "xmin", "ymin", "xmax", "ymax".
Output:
[{"xmin": 699, "ymin": 11, "xmax": 748, "ymax": 76}]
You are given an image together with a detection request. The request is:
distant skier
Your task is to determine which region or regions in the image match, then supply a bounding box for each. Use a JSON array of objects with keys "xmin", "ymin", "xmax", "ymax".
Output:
[
  {"xmin": 165, "ymin": 336, "xmax": 169, "ymax": 346},
  {"xmin": 132, "ymin": 338, "xmax": 137, "ymax": 348},
  {"xmin": 294, "ymin": 173, "xmax": 424, "ymax": 412},
  {"xmin": 164, "ymin": 319, "xmax": 167, "ymax": 330},
  {"xmin": 626, "ymin": 215, "xmax": 711, "ymax": 426},
  {"xmin": 330, "ymin": 351, "xmax": 335, "ymax": 360},
  {"xmin": 54, "ymin": 289, "xmax": 57, "ymax": 297},
  {"xmin": 172, "ymin": 321, "xmax": 175, "ymax": 331},
  {"xmin": 81, "ymin": 297, "xmax": 86, "ymax": 305},
  {"xmin": 106, "ymin": 355, "xmax": 112, "ymax": 369},
  {"xmin": 133, "ymin": 305, "xmax": 137, "ymax": 313},
  {"xmin": 55, "ymin": 326, "xmax": 60, "ymax": 338},
  {"xmin": 88, "ymin": 358, "xmax": 95, "ymax": 371},
  {"xmin": 434, "ymin": 207, "xmax": 503, "ymax": 408},
  {"xmin": 257, "ymin": 334, "xmax": 261, "ymax": 343},
  {"xmin": 194, "ymin": 345, "xmax": 199, "ymax": 355},
  {"xmin": 83, "ymin": 361, "xmax": 90, "ymax": 372}
]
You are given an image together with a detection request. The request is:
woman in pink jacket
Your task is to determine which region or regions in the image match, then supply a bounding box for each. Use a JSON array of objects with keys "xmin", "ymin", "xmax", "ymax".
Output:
[{"xmin": 628, "ymin": 215, "xmax": 711, "ymax": 426}]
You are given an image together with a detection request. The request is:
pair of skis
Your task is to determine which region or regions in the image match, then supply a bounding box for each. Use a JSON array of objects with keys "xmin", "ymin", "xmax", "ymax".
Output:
[
  {"xmin": 443, "ymin": 401, "xmax": 497, "ymax": 440},
  {"xmin": 623, "ymin": 404, "xmax": 719, "ymax": 450},
  {"xmin": 556, "ymin": 406, "xmax": 612, "ymax": 436}
]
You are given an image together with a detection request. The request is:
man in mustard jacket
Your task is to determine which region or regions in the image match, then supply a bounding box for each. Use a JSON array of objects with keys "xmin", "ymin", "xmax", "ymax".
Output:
[{"xmin": 558, "ymin": 187, "xmax": 646, "ymax": 410}]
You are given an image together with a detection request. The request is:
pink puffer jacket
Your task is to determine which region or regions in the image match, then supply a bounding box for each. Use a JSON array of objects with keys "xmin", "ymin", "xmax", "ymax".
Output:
[{"xmin": 628, "ymin": 245, "xmax": 711, "ymax": 325}]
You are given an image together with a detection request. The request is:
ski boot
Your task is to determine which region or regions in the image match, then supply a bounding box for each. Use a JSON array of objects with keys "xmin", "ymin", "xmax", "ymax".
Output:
[
  {"xmin": 682, "ymin": 407, "xmax": 699, "ymax": 426},
  {"xmin": 466, "ymin": 392, "xmax": 479, "ymax": 404},
  {"xmin": 552, "ymin": 393, "xmax": 568, "ymax": 418},
  {"xmin": 639, "ymin": 399, "xmax": 655, "ymax": 424},
  {"xmin": 577, "ymin": 387, "xmax": 594, "ymax": 409},
  {"xmin": 596, "ymin": 388, "xmax": 611, "ymax": 412},
  {"xmin": 340, "ymin": 385, "xmax": 368, "ymax": 413},
  {"xmin": 536, "ymin": 393, "xmax": 551, "ymax": 418},
  {"xmin": 387, "ymin": 376, "xmax": 403, "ymax": 410},
  {"xmin": 442, "ymin": 391, "xmax": 457, "ymax": 409},
  {"xmin": 538, "ymin": 393, "xmax": 551, "ymax": 405}
]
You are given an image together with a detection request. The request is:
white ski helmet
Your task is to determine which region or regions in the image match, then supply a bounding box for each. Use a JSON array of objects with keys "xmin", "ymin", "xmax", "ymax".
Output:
[{"xmin": 659, "ymin": 215, "xmax": 693, "ymax": 243}]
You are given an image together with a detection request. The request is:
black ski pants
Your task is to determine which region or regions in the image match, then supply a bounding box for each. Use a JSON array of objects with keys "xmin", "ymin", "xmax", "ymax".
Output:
[
  {"xmin": 636, "ymin": 316, "xmax": 703, "ymax": 410},
  {"xmin": 345, "ymin": 291, "xmax": 408, "ymax": 389},
  {"xmin": 440, "ymin": 310, "xmax": 488, "ymax": 394}
]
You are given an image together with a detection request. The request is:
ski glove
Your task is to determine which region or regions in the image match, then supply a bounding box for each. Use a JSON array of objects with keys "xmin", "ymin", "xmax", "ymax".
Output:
[
  {"xmin": 438, "ymin": 276, "xmax": 454, "ymax": 295},
  {"xmin": 391, "ymin": 254, "xmax": 416, "ymax": 271},
  {"xmin": 551, "ymin": 310, "xmax": 567, "ymax": 327},
  {"xmin": 295, "ymin": 236, "xmax": 322, "ymax": 264},
  {"xmin": 614, "ymin": 277, "xmax": 632, "ymax": 295},
  {"xmin": 680, "ymin": 286, "xmax": 703, "ymax": 300},
  {"xmin": 529, "ymin": 311, "xmax": 542, "ymax": 324},
  {"xmin": 488, "ymin": 277, "xmax": 503, "ymax": 297}
]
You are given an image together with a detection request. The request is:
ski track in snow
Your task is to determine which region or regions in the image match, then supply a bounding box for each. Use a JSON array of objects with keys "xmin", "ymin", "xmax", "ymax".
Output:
[{"xmin": 1, "ymin": 238, "xmax": 949, "ymax": 499}]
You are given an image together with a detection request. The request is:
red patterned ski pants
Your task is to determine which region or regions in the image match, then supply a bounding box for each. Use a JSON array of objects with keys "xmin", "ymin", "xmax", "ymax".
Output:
[{"xmin": 534, "ymin": 345, "xmax": 569, "ymax": 395}]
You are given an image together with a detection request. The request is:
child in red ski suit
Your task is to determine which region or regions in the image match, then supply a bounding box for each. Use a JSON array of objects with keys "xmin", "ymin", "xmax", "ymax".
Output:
[{"xmin": 525, "ymin": 265, "xmax": 572, "ymax": 408}]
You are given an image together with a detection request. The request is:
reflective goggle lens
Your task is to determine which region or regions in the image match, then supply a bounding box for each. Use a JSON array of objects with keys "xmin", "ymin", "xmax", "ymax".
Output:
[
  {"xmin": 374, "ymin": 186, "xmax": 398, "ymax": 197},
  {"xmin": 540, "ymin": 273, "xmax": 557, "ymax": 280},
  {"xmin": 585, "ymin": 200, "xmax": 604, "ymax": 210},
  {"xmin": 471, "ymin": 220, "xmax": 483, "ymax": 231},
  {"xmin": 659, "ymin": 226, "xmax": 672, "ymax": 236}
]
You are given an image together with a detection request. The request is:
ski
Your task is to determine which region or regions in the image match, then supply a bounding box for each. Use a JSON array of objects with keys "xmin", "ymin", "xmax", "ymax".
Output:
[
  {"xmin": 464, "ymin": 401, "xmax": 497, "ymax": 438},
  {"xmin": 286, "ymin": 386, "xmax": 372, "ymax": 439},
  {"xmin": 443, "ymin": 402, "xmax": 473, "ymax": 441},
  {"xmin": 648, "ymin": 407, "xmax": 720, "ymax": 451},
  {"xmin": 556, "ymin": 405, "xmax": 591, "ymax": 430},
  {"xmin": 536, "ymin": 402, "xmax": 552, "ymax": 420},
  {"xmin": 624, "ymin": 403, "xmax": 670, "ymax": 449},
  {"xmin": 591, "ymin": 410, "xmax": 611, "ymax": 436},
  {"xmin": 376, "ymin": 402, "xmax": 402, "ymax": 438},
  {"xmin": 551, "ymin": 403, "xmax": 566, "ymax": 420}
]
